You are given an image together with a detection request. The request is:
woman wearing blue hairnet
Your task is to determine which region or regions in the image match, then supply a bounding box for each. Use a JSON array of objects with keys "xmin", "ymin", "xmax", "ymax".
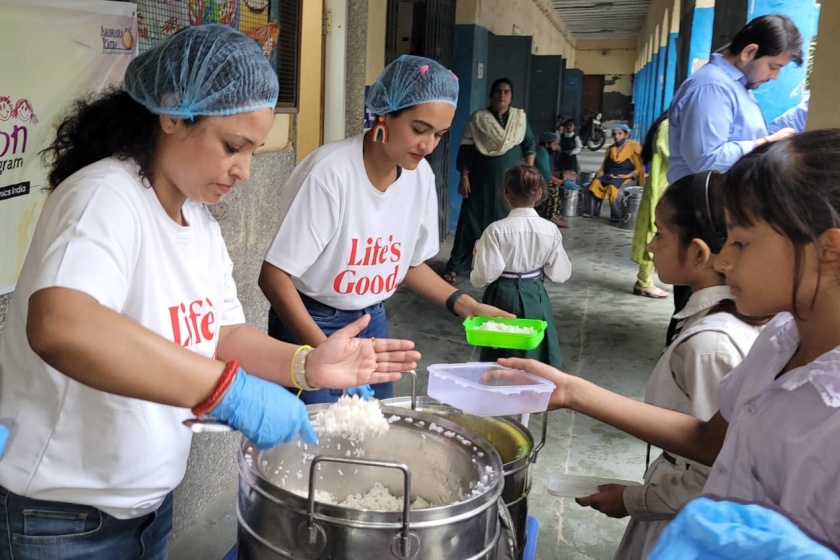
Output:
[
  {"xmin": 0, "ymin": 25, "xmax": 419, "ymax": 559},
  {"xmin": 259, "ymin": 55, "xmax": 512, "ymax": 405}
]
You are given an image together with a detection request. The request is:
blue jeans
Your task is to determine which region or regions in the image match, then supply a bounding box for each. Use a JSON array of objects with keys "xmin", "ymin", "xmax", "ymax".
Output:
[
  {"xmin": 268, "ymin": 293, "xmax": 393, "ymax": 404},
  {"xmin": 0, "ymin": 486, "xmax": 172, "ymax": 560}
]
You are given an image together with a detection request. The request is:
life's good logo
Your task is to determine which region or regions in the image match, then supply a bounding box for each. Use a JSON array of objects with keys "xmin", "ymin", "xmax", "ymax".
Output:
[
  {"xmin": 333, "ymin": 236, "xmax": 402, "ymax": 296},
  {"xmin": 169, "ymin": 298, "xmax": 216, "ymax": 347}
]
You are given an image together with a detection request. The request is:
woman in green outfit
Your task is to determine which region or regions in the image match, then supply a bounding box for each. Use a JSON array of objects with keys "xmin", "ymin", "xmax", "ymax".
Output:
[
  {"xmin": 470, "ymin": 165, "xmax": 571, "ymax": 368},
  {"xmin": 443, "ymin": 78, "xmax": 535, "ymax": 283},
  {"xmin": 631, "ymin": 113, "xmax": 671, "ymax": 298}
]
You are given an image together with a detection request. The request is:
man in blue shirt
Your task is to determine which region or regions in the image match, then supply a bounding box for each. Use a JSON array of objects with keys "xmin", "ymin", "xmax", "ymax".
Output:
[{"xmin": 668, "ymin": 15, "xmax": 803, "ymax": 183}]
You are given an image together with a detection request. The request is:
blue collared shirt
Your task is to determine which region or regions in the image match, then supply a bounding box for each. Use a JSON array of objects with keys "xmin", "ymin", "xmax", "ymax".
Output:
[
  {"xmin": 667, "ymin": 54, "xmax": 768, "ymax": 183},
  {"xmin": 767, "ymin": 94, "xmax": 809, "ymax": 134}
]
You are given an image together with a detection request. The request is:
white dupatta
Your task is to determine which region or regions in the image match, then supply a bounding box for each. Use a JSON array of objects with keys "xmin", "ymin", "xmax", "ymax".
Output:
[{"xmin": 461, "ymin": 108, "xmax": 527, "ymax": 157}]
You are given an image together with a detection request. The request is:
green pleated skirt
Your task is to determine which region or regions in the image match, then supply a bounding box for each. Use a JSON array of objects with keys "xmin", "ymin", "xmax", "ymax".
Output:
[{"xmin": 479, "ymin": 277, "xmax": 562, "ymax": 368}]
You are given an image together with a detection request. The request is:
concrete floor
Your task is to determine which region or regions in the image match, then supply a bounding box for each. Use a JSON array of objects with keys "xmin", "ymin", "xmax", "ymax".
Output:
[{"xmin": 168, "ymin": 146, "xmax": 677, "ymax": 560}]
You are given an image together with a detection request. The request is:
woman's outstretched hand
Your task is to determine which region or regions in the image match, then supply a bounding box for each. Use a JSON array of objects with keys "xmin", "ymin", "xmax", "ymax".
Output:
[
  {"xmin": 471, "ymin": 303, "xmax": 516, "ymax": 319},
  {"xmin": 306, "ymin": 314, "xmax": 420, "ymax": 389},
  {"xmin": 496, "ymin": 357, "xmax": 572, "ymax": 410}
]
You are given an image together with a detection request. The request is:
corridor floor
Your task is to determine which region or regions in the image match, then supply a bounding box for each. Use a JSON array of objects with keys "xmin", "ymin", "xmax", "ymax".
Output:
[{"xmin": 168, "ymin": 210, "xmax": 676, "ymax": 559}]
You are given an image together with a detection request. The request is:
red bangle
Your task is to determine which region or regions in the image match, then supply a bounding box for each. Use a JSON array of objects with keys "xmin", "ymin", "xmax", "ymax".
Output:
[{"xmin": 191, "ymin": 359, "xmax": 239, "ymax": 417}]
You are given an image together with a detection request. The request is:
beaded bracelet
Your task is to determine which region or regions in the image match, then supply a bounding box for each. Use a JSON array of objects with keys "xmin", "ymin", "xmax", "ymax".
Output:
[
  {"xmin": 291, "ymin": 345, "xmax": 317, "ymax": 391},
  {"xmin": 192, "ymin": 359, "xmax": 239, "ymax": 417}
]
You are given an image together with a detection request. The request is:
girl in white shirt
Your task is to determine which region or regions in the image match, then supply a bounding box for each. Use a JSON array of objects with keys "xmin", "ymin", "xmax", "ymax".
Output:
[
  {"xmin": 498, "ymin": 130, "xmax": 840, "ymax": 552},
  {"xmin": 580, "ymin": 171, "xmax": 767, "ymax": 558},
  {"xmin": 470, "ymin": 164, "xmax": 571, "ymax": 368}
]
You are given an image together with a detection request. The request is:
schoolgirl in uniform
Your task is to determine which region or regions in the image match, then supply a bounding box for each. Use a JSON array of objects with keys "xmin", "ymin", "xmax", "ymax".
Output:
[
  {"xmin": 581, "ymin": 171, "xmax": 767, "ymax": 558},
  {"xmin": 470, "ymin": 164, "xmax": 572, "ymax": 368},
  {"xmin": 499, "ymin": 130, "xmax": 840, "ymax": 552}
]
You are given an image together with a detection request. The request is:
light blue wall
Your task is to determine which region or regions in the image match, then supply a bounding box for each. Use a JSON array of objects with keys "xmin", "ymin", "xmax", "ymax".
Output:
[{"xmin": 749, "ymin": 0, "xmax": 820, "ymax": 122}]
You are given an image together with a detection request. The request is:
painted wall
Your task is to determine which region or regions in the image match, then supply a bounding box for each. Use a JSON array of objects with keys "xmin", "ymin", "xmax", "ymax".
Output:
[
  {"xmin": 602, "ymin": 74, "xmax": 634, "ymax": 122},
  {"xmin": 808, "ymin": 0, "xmax": 840, "ymax": 129},
  {"xmin": 466, "ymin": 0, "xmax": 576, "ymax": 61},
  {"xmin": 749, "ymin": 0, "xmax": 820, "ymax": 123},
  {"xmin": 575, "ymin": 39, "xmax": 637, "ymax": 75}
]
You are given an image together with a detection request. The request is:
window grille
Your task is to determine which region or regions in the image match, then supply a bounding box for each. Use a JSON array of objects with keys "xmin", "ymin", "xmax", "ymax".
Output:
[{"xmin": 134, "ymin": 0, "xmax": 301, "ymax": 111}]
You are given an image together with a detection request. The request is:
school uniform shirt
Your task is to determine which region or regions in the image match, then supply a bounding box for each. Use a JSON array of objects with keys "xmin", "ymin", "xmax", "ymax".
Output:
[
  {"xmin": 617, "ymin": 286, "xmax": 762, "ymax": 559},
  {"xmin": 0, "ymin": 158, "xmax": 244, "ymax": 519},
  {"xmin": 264, "ymin": 134, "xmax": 440, "ymax": 310},
  {"xmin": 668, "ymin": 53, "xmax": 768, "ymax": 183},
  {"xmin": 704, "ymin": 312, "xmax": 840, "ymax": 551},
  {"xmin": 469, "ymin": 208, "xmax": 571, "ymax": 287}
]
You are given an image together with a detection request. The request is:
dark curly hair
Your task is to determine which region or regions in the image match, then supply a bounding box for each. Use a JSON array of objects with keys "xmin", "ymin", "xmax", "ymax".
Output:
[{"xmin": 40, "ymin": 88, "xmax": 201, "ymax": 190}]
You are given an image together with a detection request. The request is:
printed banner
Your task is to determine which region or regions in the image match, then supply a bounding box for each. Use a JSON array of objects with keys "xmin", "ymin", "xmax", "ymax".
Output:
[{"xmin": 0, "ymin": 0, "xmax": 136, "ymax": 294}]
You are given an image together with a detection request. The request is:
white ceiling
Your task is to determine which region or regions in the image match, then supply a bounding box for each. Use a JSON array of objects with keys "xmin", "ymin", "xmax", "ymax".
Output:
[{"xmin": 550, "ymin": 0, "xmax": 652, "ymax": 40}]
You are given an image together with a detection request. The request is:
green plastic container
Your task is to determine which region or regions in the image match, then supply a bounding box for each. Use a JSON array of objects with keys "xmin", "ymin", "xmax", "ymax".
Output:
[{"xmin": 462, "ymin": 316, "xmax": 548, "ymax": 350}]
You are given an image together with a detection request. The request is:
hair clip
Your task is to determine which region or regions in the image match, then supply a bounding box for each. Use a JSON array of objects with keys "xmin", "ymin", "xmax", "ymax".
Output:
[
  {"xmin": 419, "ymin": 65, "xmax": 429, "ymax": 74},
  {"xmin": 692, "ymin": 170, "xmax": 723, "ymax": 253}
]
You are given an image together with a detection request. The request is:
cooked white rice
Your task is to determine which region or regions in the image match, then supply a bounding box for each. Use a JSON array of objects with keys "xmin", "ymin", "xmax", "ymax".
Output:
[
  {"xmin": 293, "ymin": 481, "xmax": 431, "ymax": 510},
  {"xmin": 474, "ymin": 320, "xmax": 535, "ymax": 334},
  {"xmin": 311, "ymin": 395, "xmax": 390, "ymax": 443}
]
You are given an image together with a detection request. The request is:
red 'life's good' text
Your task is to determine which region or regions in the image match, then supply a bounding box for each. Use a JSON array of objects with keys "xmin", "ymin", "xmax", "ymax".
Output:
[
  {"xmin": 169, "ymin": 298, "xmax": 216, "ymax": 347},
  {"xmin": 333, "ymin": 236, "xmax": 402, "ymax": 295}
]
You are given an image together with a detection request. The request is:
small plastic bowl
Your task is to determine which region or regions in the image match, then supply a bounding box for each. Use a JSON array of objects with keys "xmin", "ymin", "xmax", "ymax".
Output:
[
  {"xmin": 462, "ymin": 316, "xmax": 548, "ymax": 350},
  {"xmin": 427, "ymin": 362, "xmax": 555, "ymax": 416}
]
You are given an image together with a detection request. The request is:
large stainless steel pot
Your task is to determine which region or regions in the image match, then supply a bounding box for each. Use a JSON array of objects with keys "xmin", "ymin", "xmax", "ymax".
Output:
[
  {"xmin": 382, "ymin": 396, "xmax": 547, "ymax": 560},
  {"xmin": 237, "ymin": 404, "xmax": 506, "ymax": 560}
]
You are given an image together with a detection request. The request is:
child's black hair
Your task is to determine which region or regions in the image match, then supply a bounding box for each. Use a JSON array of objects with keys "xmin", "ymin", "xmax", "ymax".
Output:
[
  {"xmin": 659, "ymin": 171, "xmax": 727, "ymax": 257},
  {"xmin": 503, "ymin": 164, "xmax": 546, "ymax": 207},
  {"xmin": 659, "ymin": 171, "xmax": 771, "ymax": 327},
  {"xmin": 722, "ymin": 130, "xmax": 840, "ymax": 317}
]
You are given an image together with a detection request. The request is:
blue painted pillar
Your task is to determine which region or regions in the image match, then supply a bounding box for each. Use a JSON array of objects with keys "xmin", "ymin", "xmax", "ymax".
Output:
[
  {"xmin": 646, "ymin": 53, "xmax": 657, "ymax": 134},
  {"xmin": 748, "ymin": 0, "xmax": 820, "ymax": 122},
  {"xmin": 654, "ymin": 42, "xmax": 667, "ymax": 118},
  {"xmin": 663, "ymin": 31, "xmax": 678, "ymax": 109},
  {"xmin": 687, "ymin": 6, "xmax": 714, "ymax": 78},
  {"xmin": 448, "ymin": 24, "xmax": 489, "ymax": 234},
  {"xmin": 639, "ymin": 62, "xmax": 650, "ymax": 135},
  {"xmin": 634, "ymin": 62, "xmax": 645, "ymax": 135}
]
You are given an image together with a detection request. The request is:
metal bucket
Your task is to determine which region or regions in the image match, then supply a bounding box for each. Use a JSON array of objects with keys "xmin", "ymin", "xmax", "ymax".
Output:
[
  {"xmin": 237, "ymin": 404, "xmax": 506, "ymax": 560},
  {"xmin": 561, "ymin": 189, "xmax": 581, "ymax": 217},
  {"xmin": 382, "ymin": 395, "xmax": 547, "ymax": 560},
  {"xmin": 618, "ymin": 186, "xmax": 644, "ymax": 230}
]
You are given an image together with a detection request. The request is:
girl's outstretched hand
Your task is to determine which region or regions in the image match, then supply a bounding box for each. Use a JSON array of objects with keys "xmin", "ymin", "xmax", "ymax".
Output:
[
  {"xmin": 576, "ymin": 484, "xmax": 629, "ymax": 518},
  {"xmin": 306, "ymin": 314, "xmax": 421, "ymax": 389},
  {"xmin": 496, "ymin": 357, "xmax": 572, "ymax": 410}
]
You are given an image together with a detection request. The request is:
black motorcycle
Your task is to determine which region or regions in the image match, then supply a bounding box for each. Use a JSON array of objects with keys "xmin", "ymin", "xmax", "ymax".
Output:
[{"xmin": 580, "ymin": 112, "xmax": 606, "ymax": 151}]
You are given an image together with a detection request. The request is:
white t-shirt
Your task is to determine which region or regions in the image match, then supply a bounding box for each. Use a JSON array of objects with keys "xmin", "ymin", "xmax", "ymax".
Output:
[
  {"xmin": 264, "ymin": 134, "xmax": 440, "ymax": 310},
  {"xmin": 0, "ymin": 157, "xmax": 245, "ymax": 519}
]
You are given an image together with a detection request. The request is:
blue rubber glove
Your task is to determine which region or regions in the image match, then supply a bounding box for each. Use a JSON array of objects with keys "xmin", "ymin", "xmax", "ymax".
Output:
[
  {"xmin": 0, "ymin": 424, "xmax": 8, "ymax": 456},
  {"xmin": 209, "ymin": 368, "xmax": 317, "ymax": 450},
  {"xmin": 346, "ymin": 384, "xmax": 374, "ymax": 400},
  {"xmin": 649, "ymin": 497, "xmax": 838, "ymax": 560}
]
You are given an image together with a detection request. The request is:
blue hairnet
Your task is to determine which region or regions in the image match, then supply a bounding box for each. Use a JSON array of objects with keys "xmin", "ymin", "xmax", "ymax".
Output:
[
  {"xmin": 366, "ymin": 55, "xmax": 459, "ymax": 115},
  {"xmin": 540, "ymin": 132, "xmax": 560, "ymax": 145},
  {"xmin": 125, "ymin": 24, "xmax": 279, "ymax": 119},
  {"xmin": 612, "ymin": 123, "xmax": 631, "ymax": 134},
  {"xmin": 649, "ymin": 498, "xmax": 838, "ymax": 560}
]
